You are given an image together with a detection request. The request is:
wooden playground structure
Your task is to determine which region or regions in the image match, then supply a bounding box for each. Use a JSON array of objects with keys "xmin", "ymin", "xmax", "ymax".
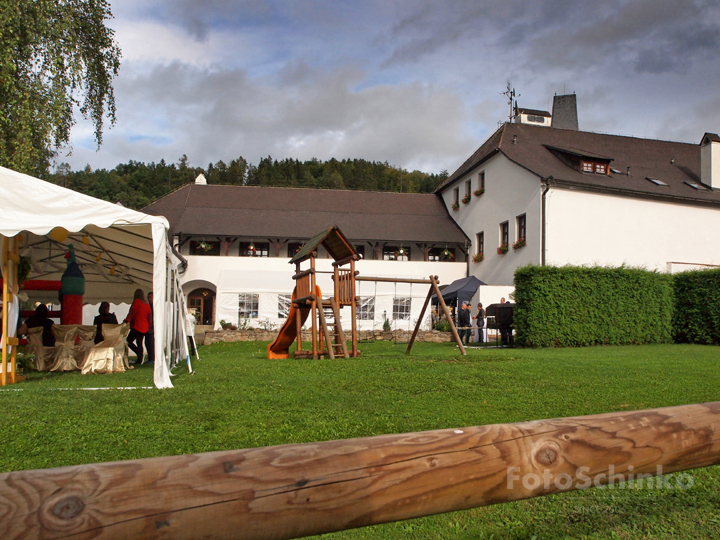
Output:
[{"xmin": 267, "ymin": 226, "xmax": 465, "ymax": 360}]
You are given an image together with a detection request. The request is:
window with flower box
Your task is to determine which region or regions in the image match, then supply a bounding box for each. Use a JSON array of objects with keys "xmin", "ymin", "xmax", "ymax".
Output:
[
  {"xmin": 516, "ymin": 214, "xmax": 526, "ymax": 241},
  {"xmin": 383, "ymin": 246, "xmax": 410, "ymax": 261},
  {"xmin": 240, "ymin": 242, "xmax": 269, "ymax": 257},
  {"xmin": 287, "ymin": 242, "xmax": 303, "ymax": 258},
  {"xmin": 428, "ymin": 247, "xmax": 455, "ymax": 262},
  {"xmin": 500, "ymin": 221, "xmax": 509, "ymax": 250},
  {"xmin": 190, "ymin": 240, "xmax": 221, "ymax": 256},
  {"xmin": 477, "ymin": 232, "xmax": 484, "ymax": 256}
]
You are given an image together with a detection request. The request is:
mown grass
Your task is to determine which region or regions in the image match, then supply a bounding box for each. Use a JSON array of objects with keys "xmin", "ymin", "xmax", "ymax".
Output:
[{"xmin": 2, "ymin": 341, "xmax": 720, "ymax": 539}]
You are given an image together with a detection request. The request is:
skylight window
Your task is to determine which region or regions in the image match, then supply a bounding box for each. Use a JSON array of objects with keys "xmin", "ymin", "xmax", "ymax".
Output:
[
  {"xmin": 610, "ymin": 168, "xmax": 622, "ymax": 174},
  {"xmin": 646, "ymin": 177, "xmax": 668, "ymax": 187},
  {"xmin": 684, "ymin": 181, "xmax": 706, "ymax": 191}
]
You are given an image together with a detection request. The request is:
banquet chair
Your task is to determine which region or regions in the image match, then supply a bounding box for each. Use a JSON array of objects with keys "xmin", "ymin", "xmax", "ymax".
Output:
[
  {"xmin": 25, "ymin": 326, "xmax": 55, "ymax": 371},
  {"xmin": 74, "ymin": 325, "xmax": 97, "ymax": 369},
  {"xmin": 50, "ymin": 325, "xmax": 80, "ymax": 371},
  {"xmin": 82, "ymin": 322, "xmax": 130, "ymax": 374}
]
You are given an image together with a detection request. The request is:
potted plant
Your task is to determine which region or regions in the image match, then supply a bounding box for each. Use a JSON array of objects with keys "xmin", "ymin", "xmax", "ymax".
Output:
[
  {"xmin": 512, "ymin": 237, "xmax": 526, "ymax": 250},
  {"xmin": 452, "ymin": 202, "xmax": 460, "ymax": 211},
  {"xmin": 462, "ymin": 194, "xmax": 471, "ymax": 204},
  {"xmin": 497, "ymin": 244, "xmax": 509, "ymax": 255},
  {"xmin": 474, "ymin": 187, "xmax": 485, "ymax": 197},
  {"xmin": 472, "ymin": 253, "xmax": 484, "ymax": 263}
]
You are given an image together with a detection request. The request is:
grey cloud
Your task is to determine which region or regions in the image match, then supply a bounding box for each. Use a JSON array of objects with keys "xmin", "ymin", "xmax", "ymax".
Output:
[{"xmin": 75, "ymin": 61, "xmax": 475, "ymax": 174}]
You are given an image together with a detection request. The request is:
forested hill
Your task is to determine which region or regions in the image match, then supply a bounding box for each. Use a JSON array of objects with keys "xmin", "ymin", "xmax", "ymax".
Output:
[{"xmin": 47, "ymin": 155, "xmax": 450, "ymax": 210}]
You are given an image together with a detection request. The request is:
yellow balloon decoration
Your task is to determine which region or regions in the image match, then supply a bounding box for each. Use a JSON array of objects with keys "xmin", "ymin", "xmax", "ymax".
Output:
[
  {"xmin": 50, "ymin": 227, "xmax": 69, "ymax": 242},
  {"xmin": 96, "ymin": 252, "xmax": 103, "ymax": 262},
  {"xmin": 82, "ymin": 236, "xmax": 90, "ymax": 245}
]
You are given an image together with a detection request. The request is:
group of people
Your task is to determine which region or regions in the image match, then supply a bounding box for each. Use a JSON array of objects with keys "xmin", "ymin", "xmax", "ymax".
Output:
[
  {"xmin": 456, "ymin": 301, "xmax": 486, "ymax": 346},
  {"xmin": 456, "ymin": 297, "xmax": 513, "ymax": 346},
  {"xmin": 18, "ymin": 287, "xmax": 155, "ymax": 365}
]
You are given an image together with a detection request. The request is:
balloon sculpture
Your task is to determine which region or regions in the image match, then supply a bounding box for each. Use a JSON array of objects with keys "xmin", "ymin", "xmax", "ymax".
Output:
[{"xmin": 59, "ymin": 244, "xmax": 85, "ymax": 325}]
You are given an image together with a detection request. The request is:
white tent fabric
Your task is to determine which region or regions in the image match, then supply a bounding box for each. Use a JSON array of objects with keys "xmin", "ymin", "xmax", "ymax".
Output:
[{"xmin": 0, "ymin": 166, "xmax": 183, "ymax": 389}]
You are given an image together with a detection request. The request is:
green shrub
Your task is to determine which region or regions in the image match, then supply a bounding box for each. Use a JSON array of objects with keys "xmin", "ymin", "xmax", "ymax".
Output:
[
  {"xmin": 514, "ymin": 265, "xmax": 673, "ymax": 347},
  {"xmin": 673, "ymin": 268, "xmax": 720, "ymax": 344}
]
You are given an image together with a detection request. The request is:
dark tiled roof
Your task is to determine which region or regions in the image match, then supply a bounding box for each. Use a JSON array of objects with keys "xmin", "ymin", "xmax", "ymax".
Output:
[
  {"xmin": 437, "ymin": 123, "xmax": 720, "ymax": 204},
  {"xmin": 143, "ymin": 185, "xmax": 468, "ymax": 244}
]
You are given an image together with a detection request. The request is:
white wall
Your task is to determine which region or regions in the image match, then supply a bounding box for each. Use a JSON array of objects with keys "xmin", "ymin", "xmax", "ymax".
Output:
[
  {"xmin": 179, "ymin": 255, "xmax": 467, "ymax": 331},
  {"xmin": 440, "ymin": 153, "xmax": 543, "ymax": 285},
  {"xmin": 546, "ymin": 188, "xmax": 720, "ymax": 269}
]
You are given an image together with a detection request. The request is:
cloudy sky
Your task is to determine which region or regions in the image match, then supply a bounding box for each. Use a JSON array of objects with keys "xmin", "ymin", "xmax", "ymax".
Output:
[{"xmin": 64, "ymin": 0, "xmax": 720, "ymax": 176}]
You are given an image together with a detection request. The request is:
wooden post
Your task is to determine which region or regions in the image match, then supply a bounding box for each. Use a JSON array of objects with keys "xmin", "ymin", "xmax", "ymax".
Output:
[
  {"xmin": 406, "ymin": 277, "xmax": 436, "ymax": 354},
  {"xmin": 310, "ymin": 256, "xmax": 317, "ymax": 359},
  {"xmin": 350, "ymin": 259, "xmax": 357, "ymax": 357},
  {"xmin": 295, "ymin": 294, "xmax": 302, "ymax": 355},
  {"xmin": 2, "ymin": 402, "xmax": 720, "ymax": 540},
  {"xmin": 431, "ymin": 278, "xmax": 466, "ymax": 355}
]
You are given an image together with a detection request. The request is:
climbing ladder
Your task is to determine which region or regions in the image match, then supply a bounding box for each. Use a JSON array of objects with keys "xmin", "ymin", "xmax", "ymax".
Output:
[{"xmin": 318, "ymin": 298, "xmax": 349, "ymax": 359}]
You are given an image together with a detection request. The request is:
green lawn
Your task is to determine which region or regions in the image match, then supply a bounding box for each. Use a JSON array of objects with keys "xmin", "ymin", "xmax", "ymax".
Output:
[{"xmin": 2, "ymin": 341, "xmax": 720, "ymax": 539}]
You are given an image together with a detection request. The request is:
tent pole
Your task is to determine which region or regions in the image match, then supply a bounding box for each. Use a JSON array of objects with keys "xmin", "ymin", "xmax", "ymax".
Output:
[{"xmin": 1, "ymin": 236, "xmax": 8, "ymax": 386}]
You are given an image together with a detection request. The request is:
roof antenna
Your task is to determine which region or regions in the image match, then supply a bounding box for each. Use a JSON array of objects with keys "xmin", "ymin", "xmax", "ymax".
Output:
[{"xmin": 501, "ymin": 81, "xmax": 520, "ymax": 123}]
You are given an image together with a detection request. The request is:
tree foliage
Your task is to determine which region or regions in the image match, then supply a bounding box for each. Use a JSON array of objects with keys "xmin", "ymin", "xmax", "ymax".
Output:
[
  {"xmin": 49, "ymin": 156, "xmax": 449, "ymax": 209},
  {"xmin": 0, "ymin": 0, "xmax": 121, "ymax": 176}
]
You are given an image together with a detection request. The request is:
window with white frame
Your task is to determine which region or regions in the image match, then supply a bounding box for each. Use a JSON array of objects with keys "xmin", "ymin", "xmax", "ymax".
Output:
[
  {"xmin": 277, "ymin": 294, "xmax": 292, "ymax": 319},
  {"xmin": 356, "ymin": 297, "xmax": 375, "ymax": 320},
  {"xmin": 393, "ymin": 297, "xmax": 412, "ymax": 320},
  {"xmin": 477, "ymin": 232, "xmax": 484, "ymax": 256},
  {"xmin": 479, "ymin": 171, "xmax": 485, "ymax": 191},
  {"xmin": 465, "ymin": 179, "xmax": 471, "ymax": 198},
  {"xmin": 453, "ymin": 187, "xmax": 459, "ymax": 205},
  {"xmin": 238, "ymin": 293, "xmax": 259, "ymax": 319}
]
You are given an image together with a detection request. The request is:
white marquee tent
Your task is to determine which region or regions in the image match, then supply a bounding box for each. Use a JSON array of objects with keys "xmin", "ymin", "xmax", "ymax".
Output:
[{"xmin": 0, "ymin": 166, "xmax": 188, "ymax": 389}]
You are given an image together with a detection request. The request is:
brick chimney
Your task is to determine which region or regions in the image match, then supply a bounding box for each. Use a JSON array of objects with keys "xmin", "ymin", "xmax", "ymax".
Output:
[
  {"xmin": 700, "ymin": 133, "xmax": 720, "ymax": 189},
  {"xmin": 551, "ymin": 94, "xmax": 578, "ymax": 131}
]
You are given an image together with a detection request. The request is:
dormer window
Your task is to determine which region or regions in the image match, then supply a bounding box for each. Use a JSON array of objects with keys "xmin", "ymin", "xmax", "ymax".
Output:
[{"xmin": 546, "ymin": 145, "xmax": 612, "ymax": 176}]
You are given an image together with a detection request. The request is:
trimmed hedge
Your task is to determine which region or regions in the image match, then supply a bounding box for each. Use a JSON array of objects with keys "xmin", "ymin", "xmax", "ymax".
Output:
[
  {"xmin": 673, "ymin": 268, "xmax": 720, "ymax": 344},
  {"xmin": 514, "ymin": 266, "xmax": 674, "ymax": 347}
]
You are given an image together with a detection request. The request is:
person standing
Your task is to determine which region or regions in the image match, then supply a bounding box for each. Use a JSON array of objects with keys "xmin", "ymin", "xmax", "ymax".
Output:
[
  {"xmin": 125, "ymin": 289, "xmax": 152, "ymax": 364},
  {"xmin": 458, "ymin": 301, "xmax": 471, "ymax": 346},
  {"xmin": 473, "ymin": 302, "xmax": 485, "ymax": 343},
  {"xmin": 145, "ymin": 291, "xmax": 155, "ymax": 365}
]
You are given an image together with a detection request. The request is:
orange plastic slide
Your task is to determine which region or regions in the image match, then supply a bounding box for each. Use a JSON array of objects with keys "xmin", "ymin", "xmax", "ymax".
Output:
[{"xmin": 267, "ymin": 285, "xmax": 321, "ymax": 359}]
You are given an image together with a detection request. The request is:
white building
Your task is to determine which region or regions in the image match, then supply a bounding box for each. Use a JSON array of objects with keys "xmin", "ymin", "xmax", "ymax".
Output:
[
  {"xmin": 144, "ymin": 184, "xmax": 469, "ymax": 331},
  {"xmin": 437, "ymin": 102, "xmax": 720, "ymax": 287}
]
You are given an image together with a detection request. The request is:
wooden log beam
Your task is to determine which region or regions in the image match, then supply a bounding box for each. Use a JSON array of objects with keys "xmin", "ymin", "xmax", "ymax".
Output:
[
  {"xmin": 355, "ymin": 276, "xmax": 433, "ymax": 284},
  {"xmin": 2, "ymin": 402, "xmax": 720, "ymax": 540}
]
